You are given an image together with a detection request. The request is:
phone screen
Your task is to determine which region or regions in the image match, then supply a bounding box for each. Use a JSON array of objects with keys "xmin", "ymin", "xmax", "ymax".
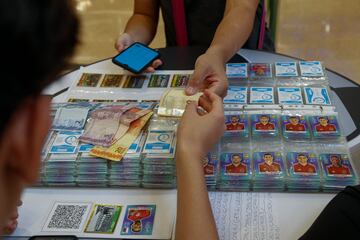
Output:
[{"xmin": 113, "ymin": 43, "xmax": 159, "ymax": 73}]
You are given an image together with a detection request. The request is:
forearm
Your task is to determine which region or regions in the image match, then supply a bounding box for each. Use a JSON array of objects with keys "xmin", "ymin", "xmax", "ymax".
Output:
[
  {"xmin": 124, "ymin": 14, "xmax": 158, "ymax": 44},
  {"xmin": 175, "ymin": 148, "xmax": 218, "ymax": 240},
  {"xmin": 207, "ymin": 1, "xmax": 258, "ymax": 63}
]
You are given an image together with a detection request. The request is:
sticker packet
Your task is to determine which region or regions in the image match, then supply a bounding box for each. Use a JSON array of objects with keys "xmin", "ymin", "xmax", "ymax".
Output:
[
  {"xmin": 275, "ymin": 62, "xmax": 299, "ymax": 77},
  {"xmin": 224, "ymin": 114, "xmax": 249, "ymax": 138},
  {"xmin": 277, "ymin": 87, "xmax": 303, "ymax": 105},
  {"xmin": 308, "ymin": 115, "xmax": 341, "ymax": 139},
  {"xmin": 250, "ymin": 87, "xmax": 275, "ymax": 104},
  {"xmin": 251, "ymin": 114, "xmax": 279, "ymax": 138},
  {"xmin": 49, "ymin": 131, "xmax": 82, "ymax": 154},
  {"xmin": 281, "ymin": 115, "xmax": 310, "ymax": 140},
  {"xmin": 304, "ymin": 87, "xmax": 331, "ymax": 105}
]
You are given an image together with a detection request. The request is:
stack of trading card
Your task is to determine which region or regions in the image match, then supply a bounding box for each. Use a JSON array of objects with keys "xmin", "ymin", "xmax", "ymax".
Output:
[
  {"xmin": 203, "ymin": 146, "xmax": 219, "ymax": 189},
  {"xmin": 77, "ymin": 150, "xmax": 108, "ymax": 187},
  {"xmin": 108, "ymin": 132, "xmax": 145, "ymax": 187},
  {"xmin": 319, "ymin": 153, "xmax": 358, "ymax": 191},
  {"xmin": 281, "ymin": 115, "xmax": 311, "ymax": 141},
  {"xmin": 44, "ymin": 153, "xmax": 78, "ymax": 186},
  {"xmin": 223, "ymin": 113, "xmax": 249, "ymax": 139},
  {"xmin": 142, "ymin": 129, "xmax": 177, "ymax": 188},
  {"xmin": 252, "ymin": 151, "xmax": 286, "ymax": 191},
  {"xmin": 286, "ymin": 152, "xmax": 321, "ymax": 192},
  {"xmin": 218, "ymin": 152, "xmax": 252, "ymax": 191}
]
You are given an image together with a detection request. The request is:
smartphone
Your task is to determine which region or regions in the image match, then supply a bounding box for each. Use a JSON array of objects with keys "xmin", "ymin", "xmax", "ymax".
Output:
[
  {"xmin": 29, "ymin": 236, "xmax": 78, "ymax": 240},
  {"xmin": 112, "ymin": 42, "xmax": 160, "ymax": 74}
]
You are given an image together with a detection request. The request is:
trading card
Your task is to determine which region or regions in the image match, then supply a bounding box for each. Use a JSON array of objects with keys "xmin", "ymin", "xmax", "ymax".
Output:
[
  {"xmin": 100, "ymin": 74, "xmax": 124, "ymax": 87},
  {"xmin": 148, "ymin": 74, "xmax": 170, "ymax": 88},
  {"xmin": 249, "ymin": 63, "xmax": 272, "ymax": 78},
  {"xmin": 253, "ymin": 152, "xmax": 284, "ymax": 176},
  {"xmin": 116, "ymin": 99, "xmax": 138, "ymax": 103},
  {"xmin": 320, "ymin": 153, "xmax": 354, "ymax": 178},
  {"xmin": 52, "ymin": 105, "xmax": 90, "ymax": 131},
  {"xmin": 120, "ymin": 205, "xmax": 156, "ymax": 236},
  {"xmin": 49, "ymin": 131, "xmax": 82, "ymax": 154},
  {"xmin": 42, "ymin": 202, "xmax": 92, "ymax": 232},
  {"xmin": 143, "ymin": 130, "xmax": 174, "ymax": 154},
  {"xmin": 275, "ymin": 62, "xmax": 298, "ymax": 77},
  {"xmin": 224, "ymin": 114, "xmax": 248, "ymax": 137},
  {"xmin": 299, "ymin": 61, "xmax": 324, "ymax": 77},
  {"xmin": 308, "ymin": 115, "xmax": 341, "ymax": 138},
  {"xmin": 226, "ymin": 63, "xmax": 248, "ymax": 78},
  {"xmin": 277, "ymin": 87, "xmax": 303, "ymax": 105},
  {"xmin": 78, "ymin": 143, "xmax": 94, "ymax": 153},
  {"xmin": 203, "ymin": 153, "xmax": 217, "ymax": 177},
  {"xmin": 251, "ymin": 114, "xmax": 278, "ymax": 136},
  {"xmin": 77, "ymin": 73, "xmax": 102, "ymax": 87},
  {"xmin": 220, "ymin": 152, "xmax": 251, "ymax": 178},
  {"xmin": 68, "ymin": 98, "xmax": 90, "ymax": 103},
  {"xmin": 126, "ymin": 132, "xmax": 144, "ymax": 155},
  {"xmin": 281, "ymin": 115, "xmax": 310, "ymax": 139},
  {"xmin": 84, "ymin": 204, "xmax": 122, "ymax": 234},
  {"xmin": 287, "ymin": 152, "xmax": 319, "ymax": 176},
  {"xmin": 250, "ymin": 87, "xmax": 274, "ymax": 104},
  {"xmin": 170, "ymin": 74, "xmax": 191, "ymax": 87},
  {"xmin": 224, "ymin": 86, "xmax": 248, "ymax": 104},
  {"xmin": 92, "ymin": 99, "xmax": 114, "ymax": 103},
  {"xmin": 304, "ymin": 87, "xmax": 331, "ymax": 105},
  {"xmin": 123, "ymin": 75, "xmax": 146, "ymax": 88}
]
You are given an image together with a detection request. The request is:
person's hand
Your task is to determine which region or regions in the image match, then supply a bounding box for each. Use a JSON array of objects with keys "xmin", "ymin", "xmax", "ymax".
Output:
[
  {"xmin": 177, "ymin": 90, "xmax": 225, "ymax": 158},
  {"xmin": 114, "ymin": 33, "xmax": 162, "ymax": 73},
  {"xmin": 185, "ymin": 53, "xmax": 228, "ymax": 98},
  {"xmin": 2, "ymin": 201, "xmax": 22, "ymax": 235}
]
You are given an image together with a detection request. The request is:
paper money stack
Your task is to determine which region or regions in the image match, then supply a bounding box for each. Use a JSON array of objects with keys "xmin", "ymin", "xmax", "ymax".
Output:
[
  {"xmin": 76, "ymin": 152, "xmax": 109, "ymax": 187},
  {"xmin": 141, "ymin": 118, "xmax": 178, "ymax": 188},
  {"xmin": 108, "ymin": 131, "xmax": 146, "ymax": 187}
]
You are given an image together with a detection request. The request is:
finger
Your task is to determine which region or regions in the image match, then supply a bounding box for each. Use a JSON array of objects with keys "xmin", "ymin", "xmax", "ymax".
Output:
[
  {"xmin": 182, "ymin": 101, "xmax": 199, "ymax": 119},
  {"xmin": 145, "ymin": 67, "xmax": 156, "ymax": 73},
  {"xmin": 204, "ymin": 90, "xmax": 224, "ymax": 113},
  {"xmin": 198, "ymin": 95, "xmax": 212, "ymax": 113},
  {"xmin": 208, "ymin": 81, "xmax": 228, "ymax": 99},
  {"xmin": 152, "ymin": 59, "xmax": 163, "ymax": 69},
  {"xmin": 186, "ymin": 67, "xmax": 207, "ymax": 96}
]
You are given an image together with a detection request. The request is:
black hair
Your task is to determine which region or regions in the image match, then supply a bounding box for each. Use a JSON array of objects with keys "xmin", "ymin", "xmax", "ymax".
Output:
[
  {"xmin": 263, "ymin": 153, "xmax": 272, "ymax": 157},
  {"xmin": 0, "ymin": 0, "xmax": 79, "ymax": 134}
]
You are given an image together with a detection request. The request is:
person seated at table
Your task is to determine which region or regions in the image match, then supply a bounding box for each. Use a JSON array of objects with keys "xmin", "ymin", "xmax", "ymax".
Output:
[
  {"xmin": 115, "ymin": 0, "xmax": 274, "ymax": 98},
  {"xmin": 0, "ymin": 0, "xmax": 79, "ymax": 235}
]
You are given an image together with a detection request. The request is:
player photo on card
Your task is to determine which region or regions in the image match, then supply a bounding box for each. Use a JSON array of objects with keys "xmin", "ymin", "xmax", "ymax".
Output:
[
  {"xmin": 254, "ymin": 152, "xmax": 284, "ymax": 175},
  {"xmin": 287, "ymin": 152, "xmax": 319, "ymax": 176},
  {"xmin": 251, "ymin": 114, "xmax": 279, "ymax": 138},
  {"xmin": 42, "ymin": 202, "xmax": 92, "ymax": 232},
  {"xmin": 170, "ymin": 74, "xmax": 191, "ymax": 87},
  {"xmin": 249, "ymin": 63, "xmax": 272, "ymax": 78},
  {"xmin": 84, "ymin": 204, "xmax": 122, "ymax": 234},
  {"xmin": 220, "ymin": 153, "xmax": 250, "ymax": 177},
  {"xmin": 121, "ymin": 205, "xmax": 156, "ymax": 236},
  {"xmin": 320, "ymin": 154, "xmax": 354, "ymax": 178},
  {"xmin": 77, "ymin": 73, "xmax": 102, "ymax": 87},
  {"xmin": 148, "ymin": 74, "xmax": 170, "ymax": 88},
  {"xmin": 309, "ymin": 115, "xmax": 341, "ymax": 138},
  {"xmin": 123, "ymin": 75, "xmax": 146, "ymax": 88},
  {"xmin": 203, "ymin": 153, "xmax": 216, "ymax": 177}
]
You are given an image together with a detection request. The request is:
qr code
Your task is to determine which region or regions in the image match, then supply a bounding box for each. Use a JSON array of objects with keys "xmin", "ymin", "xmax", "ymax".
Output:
[{"xmin": 45, "ymin": 203, "xmax": 90, "ymax": 231}]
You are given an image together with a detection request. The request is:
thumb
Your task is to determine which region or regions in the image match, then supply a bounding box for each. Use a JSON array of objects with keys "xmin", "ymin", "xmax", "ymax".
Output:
[
  {"xmin": 182, "ymin": 100, "xmax": 198, "ymax": 119},
  {"xmin": 186, "ymin": 67, "xmax": 207, "ymax": 96}
]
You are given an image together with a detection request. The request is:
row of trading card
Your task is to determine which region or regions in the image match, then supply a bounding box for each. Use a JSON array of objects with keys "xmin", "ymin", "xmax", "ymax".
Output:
[
  {"xmin": 42, "ymin": 201, "xmax": 156, "ymax": 236},
  {"xmin": 223, "ymin": 113, "xmax": 342, "ymax": 141},
  {"xmin": 204, "ymin": 144, "xmax": 358, "ymax": 192},
  {"xmin": 72, "ymin": 61, "xmax": 326, "ymax": 90},
  {"xmin": 226, "ymin": 61, "xmax": 326, "ymax": 80}
]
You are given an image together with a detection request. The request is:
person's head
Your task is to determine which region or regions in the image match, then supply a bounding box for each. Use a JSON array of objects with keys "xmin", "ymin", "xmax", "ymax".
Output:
[
  {"xmin": 318, "ymin": 117, "xmax": 328, "ymax": 126},
  {"xmin": 263, "ymin": 153, "xmax": 273, "ymax": 165},
  {"xmin": 231, "ymin": 154, "xmax": 242, "ymax": 165},
  {"xmin": 131, "ymin": 220, "xmax": 142, "ymax": 232},
  {"xmin": 231, "ymin": 116, "xmax": 239, "ymax": 124},
  {"xmin": 0, "ymin": 0, "xmax": 78, "ymax": 231},
  {"xmin": 289, "ymin": 116, "xmax": 299, "ymax": 125},
  {"xmin": 260, "ymin": 115, "xmax": 270, "ymax": 125},
  {"xmin": 297, "ymin": 154, "xmax": 308, "ymax": 166},
  {"xmin": 330, "ymin": 155, "xmax": 341, "ymax": 166}
]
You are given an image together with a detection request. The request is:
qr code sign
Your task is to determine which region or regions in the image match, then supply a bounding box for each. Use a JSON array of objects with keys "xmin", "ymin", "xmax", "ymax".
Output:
[{"xmin": 43, "ymin": 202, "xmax": 91, "ymax": 232}]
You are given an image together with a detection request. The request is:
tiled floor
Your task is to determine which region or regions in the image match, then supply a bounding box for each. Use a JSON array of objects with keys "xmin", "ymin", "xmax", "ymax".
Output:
[{"xmin": 73, "ymin": 0, "xmax": 360, "ymax": 83}]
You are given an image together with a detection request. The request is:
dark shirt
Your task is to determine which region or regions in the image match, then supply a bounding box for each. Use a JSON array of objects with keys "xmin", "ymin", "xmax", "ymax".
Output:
[{"xmin": 159, "ymin": 0, "xmax": 274, "ymax": 51}]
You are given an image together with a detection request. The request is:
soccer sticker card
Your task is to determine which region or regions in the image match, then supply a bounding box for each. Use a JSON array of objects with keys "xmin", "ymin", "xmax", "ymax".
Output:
[
  {"xmin": 224, "ymin": 86, "xmax": 248, "ymax": 104},
  {"xmin": 309, "ymin": 115, "xmax": 341, "ymax": 139},
  {"xmin": 277, "ymin": 87, "xmax": 303, "ymax": 105},
  {"xmin": 224, "ymin": 114, "xmax": 249, "ymax": 138},
  {"xmin": 304, "ymin": 87, "xmax": 331, "ymax": 105},
  {"xmin": 320, "ymin": 154, "xmax": 355, "ymax": 179},
  {"xmin": 120, "ymin": 205, "xmax": 156, "ymax": 236},
  {"xmin": 275, "ymin": 62, "xmax": 298, "ymax": 77},
  {"xmin": 253, "ymin": 152, "xmax": 285, "ymax": 178},
  {"xmin": 287, "ymin": 152, "xmax": 319, "ymax": 178},
  {"xmin": 250, "ymin": 87, "xmax": 275, "ymax": 104},
  {"xmin": 281, "ymin": 115, "xmax": 310, "ymax": 140},
  {"xmin": 226, "ymin": 63, "xmax": 248, "ymax": 78},
  {"xmin": 220, "ymin": 152, "xmax": 251, "ymax": 180},
  {"xmin": 251, "ymin": 114, "xmax": 279, "ymax": 138}
]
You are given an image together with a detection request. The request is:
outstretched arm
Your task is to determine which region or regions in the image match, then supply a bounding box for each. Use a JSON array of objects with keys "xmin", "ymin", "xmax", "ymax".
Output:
[{"xmin": 175, "ymin": 90, "xmax": 225, "ymax": 240}]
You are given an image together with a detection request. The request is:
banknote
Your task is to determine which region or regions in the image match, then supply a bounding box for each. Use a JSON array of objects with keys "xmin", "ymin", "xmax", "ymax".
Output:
[
  {"xmin": 79, "ymin": 105, "xmax": 132, "ymax": 147},
  {"xmin": 157, "ymin": 89, "xmax": 203, "ymax": 117},
  {"xmin": 90, "ymin": 112, "xmax": 153, "ymax": 161}
]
